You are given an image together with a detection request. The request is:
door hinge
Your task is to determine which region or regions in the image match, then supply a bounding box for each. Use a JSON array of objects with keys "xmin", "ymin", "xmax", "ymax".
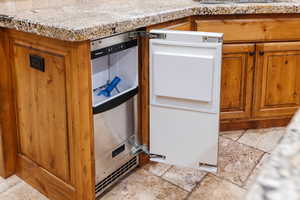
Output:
[
  {"xmin": 202, "ymin": 36, "xmax": 223, "ymax": 43},
  {"xmin": 130, "ymin": 144, "xmax": 166, "ymax": 159},
  {"xmin": 128, "ymin": 31, "xmax": 166, "ymax": 39},
  {"xmin": 198, "ymin": 162, "xmax": 217, "ymax": 173},
  {"xmin": 0, "ymin": 15, "xmax": 13, "ymax": 21}
]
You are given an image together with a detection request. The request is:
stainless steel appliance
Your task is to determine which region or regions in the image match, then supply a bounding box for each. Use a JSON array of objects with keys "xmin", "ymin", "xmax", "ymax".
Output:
[{"xmin": 90, "ymin": 32, "xmax": 139, "ymax": 197}]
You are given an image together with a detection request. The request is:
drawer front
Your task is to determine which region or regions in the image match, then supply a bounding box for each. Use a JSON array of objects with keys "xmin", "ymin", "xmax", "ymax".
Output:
[{"xmin": 196, "ymin": 18, "xmax": 300, "ymax": 42}]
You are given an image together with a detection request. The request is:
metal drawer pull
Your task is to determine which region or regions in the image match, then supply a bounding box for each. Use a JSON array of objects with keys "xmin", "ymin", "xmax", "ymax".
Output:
[{"xmin": 259, "ymin": 51, "xmax": 265, "ymax": 56}]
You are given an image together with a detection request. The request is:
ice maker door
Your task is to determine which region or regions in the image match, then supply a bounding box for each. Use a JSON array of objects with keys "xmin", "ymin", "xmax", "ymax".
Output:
[{"xmin": 149, "ymin": 30, "xmax": 223, "ymax": 172}]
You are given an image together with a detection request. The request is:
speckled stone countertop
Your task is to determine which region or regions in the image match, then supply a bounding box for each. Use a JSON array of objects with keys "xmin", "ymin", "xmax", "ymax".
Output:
[
  {"xmin": 1, "ymin": 0, "xmax": 300, "ymax": 41},
  {"xmin": 246, "ymin": 110, "xmax": 300, "ymax": 200}
]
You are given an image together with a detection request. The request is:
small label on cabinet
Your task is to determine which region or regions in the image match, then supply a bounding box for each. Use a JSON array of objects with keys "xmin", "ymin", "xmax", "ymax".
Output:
[{"xmin": 29, "ymin": 54, "xmax": 45, "ymax": 72}]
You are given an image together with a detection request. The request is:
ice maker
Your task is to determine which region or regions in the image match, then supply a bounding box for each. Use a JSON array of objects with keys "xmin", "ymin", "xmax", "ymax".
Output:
[{"xmin": 90, "ymin": 32, "xmax": 139, "ymax": 197}]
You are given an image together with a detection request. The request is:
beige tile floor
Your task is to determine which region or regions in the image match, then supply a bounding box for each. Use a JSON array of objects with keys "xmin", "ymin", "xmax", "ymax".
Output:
[{"xmin": 0, "ymin": 127, "xmax": 286, "ymax": 200}]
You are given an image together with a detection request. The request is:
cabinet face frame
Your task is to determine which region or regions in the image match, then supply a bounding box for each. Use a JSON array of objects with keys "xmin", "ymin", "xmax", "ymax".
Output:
[
  {"xmin": 253, "ymin": 42, "xmax": 300, "ymax": 118},
  {"xmin": 220, "ymin": 44, "xmax": 255, "ymax": 120}
]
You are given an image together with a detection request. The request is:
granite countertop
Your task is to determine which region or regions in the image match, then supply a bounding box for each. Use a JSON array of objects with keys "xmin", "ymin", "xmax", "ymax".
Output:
[
  {"xmin": 1, "ymin": 0, "xmax": 300, "ymax": 41},
  {"xmin": 246, "ymin": 110, "xmax": 300, "ymax": 200}
]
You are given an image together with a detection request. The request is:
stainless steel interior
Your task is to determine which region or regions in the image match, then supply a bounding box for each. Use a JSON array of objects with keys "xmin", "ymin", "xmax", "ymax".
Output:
[
  {"xmin": 91, "ymin": 32, "xmax": 139, "ymax": 197},
  {"xmin": 93, "ymin": 96, "xmax": 138, "ymax": 184}
]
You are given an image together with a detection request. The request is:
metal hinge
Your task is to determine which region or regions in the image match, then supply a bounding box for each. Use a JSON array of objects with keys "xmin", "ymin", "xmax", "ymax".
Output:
[
  {"xmin": 0, "ymin": 15, "xmax": 13, "ymax": 21},
  {"xmin": 128, "ymin": 31, "xmax": 166, "ymax": 39},
  {"xmin": 131, "ymin": 144, "xmax": 166, "ymax": 159},
  {"xmin": 198, "ymin": 162, "xmax": 218, "ymax": 173},
  {"xmin": 202, "ymin": 36, "xmax": 223, "ymax": 43}
]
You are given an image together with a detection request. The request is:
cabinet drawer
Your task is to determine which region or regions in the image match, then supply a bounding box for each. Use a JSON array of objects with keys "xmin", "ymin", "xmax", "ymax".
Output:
[{"xmin": 196, "ymin": 18, "xmax": 300, "ymax": 42}]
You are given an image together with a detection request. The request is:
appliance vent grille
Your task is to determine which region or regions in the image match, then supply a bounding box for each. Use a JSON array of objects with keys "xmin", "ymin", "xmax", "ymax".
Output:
[{"xmin": 95, "ymin": 156, "xmax": 138, "ymax": 197}]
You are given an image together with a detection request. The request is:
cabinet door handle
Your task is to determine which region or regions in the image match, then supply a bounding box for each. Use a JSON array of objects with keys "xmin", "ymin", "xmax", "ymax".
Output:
[
  {"xmin": 259, "ymin": 51, "xmax": 265, "ymax": 56},
  {"xmin": 29, "ymin": 54, "xmax": 45, "ymax": 72},
  {"xmin": 249, "ymin": 52, "xmax": 255, "ymax": 56}
]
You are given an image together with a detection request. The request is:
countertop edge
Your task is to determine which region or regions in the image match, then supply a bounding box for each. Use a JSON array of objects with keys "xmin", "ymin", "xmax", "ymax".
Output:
[{"xmin": 1, "ymin": 3, "xmax": 300, "ymax": 41}]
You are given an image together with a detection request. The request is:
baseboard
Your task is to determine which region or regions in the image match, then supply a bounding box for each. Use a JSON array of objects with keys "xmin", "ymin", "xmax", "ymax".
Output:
[
  {"xmin": 220, "ymin": 117, "xmax": 291, "ymax": 131},
  {"xmin": 16, "ymin": 154, "xmax": 75, "ymax": 200}
]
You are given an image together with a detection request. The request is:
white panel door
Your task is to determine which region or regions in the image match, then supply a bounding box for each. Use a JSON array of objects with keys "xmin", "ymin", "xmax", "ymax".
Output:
[{"xmin": 149, "ymin": 30, "xmax": 223, "ymax": 172}]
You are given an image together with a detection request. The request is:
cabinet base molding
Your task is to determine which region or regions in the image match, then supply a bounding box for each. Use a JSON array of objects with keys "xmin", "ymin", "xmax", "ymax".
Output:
[
  {"xmin": 16, "ymin": 155, "xmax": 75, "ymax": 200},
  {"xmin": 220, "ymin": 117, "xmax": 291, "ymax": 131}
]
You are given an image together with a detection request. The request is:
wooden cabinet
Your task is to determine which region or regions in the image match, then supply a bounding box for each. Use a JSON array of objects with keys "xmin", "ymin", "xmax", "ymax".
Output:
[
  {"xmin": 2, "ymin": 30, "xmax": 95, "ymax": 200},
  {"xmin": 221, "ymin": 44, "xmax": 255, "ymax": 120},
  {"xmin": 13, "ymin": 44, "xmax": 71, "ymax": 182},
  {"xmin": 196, "ymin": 16, "xmax": 300, "ymax": 130},
  {"xmin": 253, "ymin": 42, "xmax": 300, "ymax": 118},
  {"xmin": 0, "ymin": 29, "xmax": 17, "ymax": 178}
]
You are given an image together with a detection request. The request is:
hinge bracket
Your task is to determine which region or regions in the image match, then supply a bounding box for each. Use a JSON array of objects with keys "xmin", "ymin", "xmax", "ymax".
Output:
[
  {"xmin": 202, "ymin": 36, "xmax": 223, "ymax": 43},
  {"xmin": 198, "ymin": 162, "xmax": 218, "ymax": 173},
  {"xmin": 129, "ymin": 31, "xmax": 166, "ymax": 39},
  {"xmin": 131, "ymin": 144, "xmax": 166, "ymax": 159}
]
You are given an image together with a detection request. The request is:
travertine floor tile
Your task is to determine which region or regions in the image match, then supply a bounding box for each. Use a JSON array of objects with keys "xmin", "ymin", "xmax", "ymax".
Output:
[
  {"xmin": 216, "ymin": 137, "xmax": 264, "ymax": 186},
  {"xmin": 187, "ymin": 174, "xmax": 246, "ymax": 200},
  {"xmin": 220, "ymin": 130, "xmax": 245, "ymax": 141},
  {"xmin": 238, "ymin": 127, "xmax": 286, "ymax": 153},
  {"xmin": 101, "ymin": 168, "xmax": 188, "ymax": 200},
  {"xmin": 0, "ymin": 175, "xmax": 22, "ymax": 194},
  {"xmin": 244, "ymin": 153, "xmax": 271, "ymax": 189},
  {"xmin": 162, "ymin": 166, "xmax": 207, "ymax": 192},
  {"xmin": 142, "ymin": 161, "xmax": 172, "ymax": 177},
  {"xmin": 0, "ymin": 182, "xmax": 48, "ymax": 200}
]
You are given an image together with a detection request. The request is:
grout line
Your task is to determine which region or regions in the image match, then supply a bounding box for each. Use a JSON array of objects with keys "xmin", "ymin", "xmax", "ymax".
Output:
[
  {"xmin": 142, "ymin": 165, "xmax": 191, "ymax": 194},
  {"xmin": 240, "ymin": 152, "xmax": 267, "ymax": 189},
  {"xmin": 158, "ymin": 166, "xmax": 208, "ymax": 194},
  {"xmin": 209, "ymin": 172, "xmax": 247, "ymax": 191},
  {"xmin": 160, "ymin": 165, "xmax": 173, "ymax": 177},
  {"xmin": 156, "ymin": 174, "xmax": 192, "ymax": 194},
  {"xmin": 221, "ymin": 135, "xmax": 269, "ymax": 154},
  {"xmin": 183, "ymin": 173, "xmax": 209, "ymax": 200},
  {"xmin": 140, "ymin": 163, "xmax": 171, "ymax": 177},
  {"xmin": 235, "ymin": 129, "xmax": 247, "ymax": 141},
  {"xmin": 220, "ymin": 129, "xmax": 246, "ymax": 141},
  {"xmin": 234, "ymin": 139, "xmax": 269, "ymax": 154}
]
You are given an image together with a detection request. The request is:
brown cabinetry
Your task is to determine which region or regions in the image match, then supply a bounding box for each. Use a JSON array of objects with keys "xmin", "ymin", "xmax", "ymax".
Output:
[
  {"xmin": 221, "ymin": 44, "xmax": 255, "ymax": 120},
  {"xmin": 196, "ymin": 16, "xmax": 300, "ymax": 130},
  {"xmin": 253, "ymin": 42, "xmax": 300, "ymax": 118},
  {"xmin": 13, "ymin": 43, "xmax": 71, "ymax": 182},
  {"xmin": 1, "ymin": 30, "xmax": 95, "ymax": 200}
]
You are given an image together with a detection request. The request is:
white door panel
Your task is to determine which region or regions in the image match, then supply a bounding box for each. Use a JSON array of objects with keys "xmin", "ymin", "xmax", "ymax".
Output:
[
  {"xmin": 149, "ymin": 30, "xmax": 223, "ymax": 171},
  {"xmin": 150, "ymin": 38, "xmax": 222, "ymax": 114},
  {"xmin": 153, "ymin": 52, "xmax": 214, "ymax": 102},
  {"xmin": 150, "ymin": 106, "xmax": 219, "ymax": 170}
]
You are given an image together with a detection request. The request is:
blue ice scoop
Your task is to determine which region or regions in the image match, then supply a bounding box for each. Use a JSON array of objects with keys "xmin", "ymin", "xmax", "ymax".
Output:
[{"xmin": 98, "ymin": 76, "xmax": 121, "ymax": 97}]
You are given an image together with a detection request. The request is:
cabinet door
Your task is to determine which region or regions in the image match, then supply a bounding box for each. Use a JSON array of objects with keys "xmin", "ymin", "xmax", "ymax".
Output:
[
  {"xmin": 13, "ymin": 45, "xmax": 71, "ymax": 182},
  {"xmin": 149, "ymin": 30, "xmax": 223, "ymax": 172},
  {"xmin": 253, "ymin": 42, "xmax": 300, "ymax": 118},
  {"xmin": 221, "ymin": 44, "xmax": 255, "ymax": 120}
]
